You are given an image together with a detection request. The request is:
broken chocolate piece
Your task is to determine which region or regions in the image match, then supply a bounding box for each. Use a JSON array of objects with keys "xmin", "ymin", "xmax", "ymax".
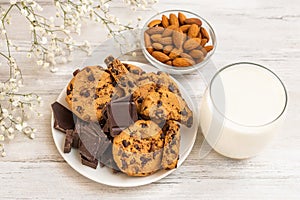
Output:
[
  {"xmin": 76, "ymin": 119, "xmax": 111, "ymax": 160},
  {"xmin": 63, "ymin": 129, "xmax": 73, "ymax": 153},
  {"xmin": 103, "ymin": 95, "xmax": 138, "ymax": 137},
  {"xmin": 100, "ymin": 144, "xmax": 120, "ymax": 172},
  {"xmin": 51, "ymin": 102, "xmax": 76, "ymax": 133},
  {"xmin": 80, "ymin": 154, "xmax": 98, "ymax": 169},
  {"xmin": 71, "ymin": 129, "xmax": 80, "ymax": 148}
]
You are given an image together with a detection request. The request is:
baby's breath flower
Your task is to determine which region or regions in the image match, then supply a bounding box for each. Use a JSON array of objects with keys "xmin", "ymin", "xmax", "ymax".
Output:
[{"xmin": 0, "ymin": 0, "xmax": 157, "ymax": 155}]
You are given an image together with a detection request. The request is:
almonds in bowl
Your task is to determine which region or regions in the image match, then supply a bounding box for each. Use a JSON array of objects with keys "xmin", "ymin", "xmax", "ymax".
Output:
[{"xmin": 142, "ymin": 10, "xmax": 216, "ymax": 74}]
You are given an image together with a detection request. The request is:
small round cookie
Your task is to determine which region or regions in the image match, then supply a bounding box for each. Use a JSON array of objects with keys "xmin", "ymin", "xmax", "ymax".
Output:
[
  {"xmin": 65, "ymin": 66, "xmax": 115, "ymax": 122},
  {"xmin": 140, "ymin": 90, "xmax": 193, "ymax": 127},
  {"xmin": 113, "ymin": 120, "xmax": 164, "ymax": 176}
]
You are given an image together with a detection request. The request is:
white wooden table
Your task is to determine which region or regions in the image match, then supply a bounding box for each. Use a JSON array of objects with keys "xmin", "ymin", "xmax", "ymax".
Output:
[{"xmin": 1, "ymin": 0, "xmax": 300, "ymax": 199}]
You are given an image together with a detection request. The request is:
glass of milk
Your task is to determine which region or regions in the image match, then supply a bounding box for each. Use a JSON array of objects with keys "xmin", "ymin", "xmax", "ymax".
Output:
[{"xmin": 199, "ymin": 62, "xmax": 288, "ymax": 159}]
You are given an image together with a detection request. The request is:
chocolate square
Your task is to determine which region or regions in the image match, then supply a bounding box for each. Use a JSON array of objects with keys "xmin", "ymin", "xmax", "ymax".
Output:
[
  {"xmin": 76, "ymin": 119, "xmax": 111, "ymax": 160},
  {"xmin": 103, "ymin": 95, "xmax": 138, "ymax": 137},
  {"xmin": 51, "ymin": 102, "xmax": 76, "ymax": 133},
  {"xmin": 63, "ymin": 129, "xmax": 73, "ymax": 153}
]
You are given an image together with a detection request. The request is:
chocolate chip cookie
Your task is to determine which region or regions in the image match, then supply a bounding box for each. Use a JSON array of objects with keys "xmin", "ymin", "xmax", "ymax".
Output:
[
  {"xmin": 105, "ymin": 56, "xmax": 137, "ymax": 97},
  {"xmin": 161, "ymin": 120, "xmax": 180, "ymax": 170},
  {"xmin": 139, "ymin": 90, "xmax": 193, "ymax": 127},
  {"xmin": 65, "ymin": 66, "xmax": 115, "ymax": 121},
  {"xmin": 112, "ymin": 120, "xmax": 164, "ymax": 176}
]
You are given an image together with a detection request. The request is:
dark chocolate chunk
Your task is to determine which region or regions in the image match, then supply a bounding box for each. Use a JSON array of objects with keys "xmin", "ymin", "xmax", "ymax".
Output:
[
  {"xmin": 51, "ymin": 102, "xmax": 75, "ymax": 133},
  {"xmin": 88, "ymin": 74, "xmax": 95, "ymax": 81},
  {"xmin": 102, "ymin": 95, "xmax": 138, "ymax": 138},
  {"xmin": 72, "ymin": 129, "xmax": 80, "ymax": 148},
  {"xmin": 73, "ymin": 69, "xmax": 81, "ymax": 76},
  {"xmin": 63, "ymin": 129, "xmax": 73, "ymax": 153},
  {"xmin": 187, "ymin": 116, "xmax": 193, "ymax": 128},
  {"xmin": 80, "ymin": 154, "xmax": 98, "ymax": 169},
  {"xmin": 76, "ymin": 119, "xmax": 111, "ymax": 160},
  {"xmin": 122, "ymin": 140, "xmax": 130, "ymax": 147},
  {"xmin": 121, "ymin": 159, "xmax": 128, "ymax": 169},
  {"xmin": 80, "ymin": 89, "xmax": 90, "ymax": 97}
]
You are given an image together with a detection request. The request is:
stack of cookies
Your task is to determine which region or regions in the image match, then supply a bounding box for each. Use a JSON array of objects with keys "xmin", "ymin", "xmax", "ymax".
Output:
[{"xmin": 52, "ymin": 56, "xmax": 193, "ymax": 176}]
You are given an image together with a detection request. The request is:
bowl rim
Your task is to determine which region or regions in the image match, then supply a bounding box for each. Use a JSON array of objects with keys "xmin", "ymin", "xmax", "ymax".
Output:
[{"xmin": 141, "ymin": 9, "xmax": 217, "ymax": 72}]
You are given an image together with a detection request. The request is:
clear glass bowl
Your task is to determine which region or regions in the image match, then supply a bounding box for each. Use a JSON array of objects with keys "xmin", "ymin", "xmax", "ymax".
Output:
[{"xmin": 141, "ymin": 10, "xmax": 217, "ymax": 74}]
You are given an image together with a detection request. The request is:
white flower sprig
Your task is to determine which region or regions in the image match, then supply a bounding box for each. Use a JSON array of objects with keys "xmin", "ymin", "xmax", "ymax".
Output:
[{"xmin": 0, "ymin": 0, "xmax": 157, "ymax": 156}]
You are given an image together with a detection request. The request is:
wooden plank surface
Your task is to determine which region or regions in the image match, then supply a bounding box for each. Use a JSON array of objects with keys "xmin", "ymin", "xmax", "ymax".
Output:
[{"xmin": 0, "ymin": 0, "xmax": 300, "ymax": 199}]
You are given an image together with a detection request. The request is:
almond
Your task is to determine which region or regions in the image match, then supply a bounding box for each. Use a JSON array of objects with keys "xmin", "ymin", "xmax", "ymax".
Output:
[
  {"xmin": 204, "ymin": 45, "xmax": 214, "ymax": 53},
  {"xmin": 178, "ymin": 12, "xmax": 187, "ymax": 25},
  {"xmin": 159, "ymin": 37, "xmax": 173, "ymax": 45},
  {"xmin": 144, "ymin": 32, "xmax": 151, "ymax": 48},
  {"xmin": 196, "ymin": 57, "xmax": 204, "ymax": 64},
  {"xmin": 169, "ymin": 48, "xmax": 183, "ymax": 59},
  {"xmin": 200, "ymin": 38, "xmax": 208, "ymax": 46},
  {"xmin": 161, "ymin": 15, "xmax": 169, "ymax": 28},
  {"xmin": 166, "ymin": 25, "xmax": 177, "ymax": 30},
  {"xmin": 150, "ymin": 34, "xmax": 162, "ymax": 42},
  {"xmin": 200, "ymin": 27, "xmax": 210, "ymax": 42},
  {"xmin": 165, "ymin": 60, "xmax": 172, "ymax": 66},
  {"xmin": 152, "ymin": 51, "xmax": 170, "ymax": 63},
  {"xmin": 146, "ymin": 26, "xmax": 164, "ymax": 35},
  {"xmin": 162, "ymin": 28, "xmax": 173, "ymax": 37},
  {"xmin": 173, "ymin": 57, "xmax": 195, "ymax": 67},
  {"xmin": 163, "ymin": 45, "xmax": 173, "ymax": 54},
  {"xmin": 189, "ymin": 49, "xmax": 204, "ymax": 59},
  {"xmin": 147, "ymin": 47, "xmax": 154, "ymax": 54},
  {"xmin": 169, "ymin": 13, "xmax": 179, "ymax": 27},
  {"xmin": 172, "ymin": 28, "xmax": 185, "ymax": 48},
  {"xmin": 184, "ymin": 18, "xmax": 202, "ymax": 26},
  {"xmin": 148, "ymin": 19, "xmax": 161, "ymax": 27},
  {"xmin": 188, "ymin": 24, "xmax": 200, "ymax": 38},
  {"xmin": 152, "ymin": 43, "xmax": 163, "ymax": 51},
  {"xmin": 183, "ymin": 38, "xmax": 201, "ymax": 51},
  {"xmin": 180, "ymin": 52, "xmax": 193, "ymax": 60},
  {"xmin": 180, "ymin": 24, "xmax": 191, "ymax": 33}
]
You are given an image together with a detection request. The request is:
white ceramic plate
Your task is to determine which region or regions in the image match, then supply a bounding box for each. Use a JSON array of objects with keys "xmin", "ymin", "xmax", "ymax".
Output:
[{"xmin": 51, "ymin": 61, "xmax": 199, "ymax": 187}]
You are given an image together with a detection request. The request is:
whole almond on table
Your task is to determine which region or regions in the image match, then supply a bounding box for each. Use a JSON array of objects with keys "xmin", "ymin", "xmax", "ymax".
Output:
[
  {"xmin": 161, "ymin": 15, "xmax": 169, "ymax": 28},
  {"xmin": 173, "ymin": 57, "xmax": 195, "ymax": 67},
  {"xmin": 172, "ymin": 28, "xmax": 185, "ymax": 49},
  {"xmin": 188, "ymin": 24, "xmax": 200, "ymax": 38},
  {"xmin": 184, "ymin": 18, "xmax": 202, "ymax": 26},
  {"xmin": 183, "ymin": 38, "xmax": 201, "ymax": 51},
  {"xmin": 148, "ymin": 19, "xmax": 162, "ymax": 27},
  {"xmin": 152, "ymin": 51, "xmax": 171, "ymax": 63},
  {"xmin": 169, "ymin": 13, "xmax": 179, "ymax": 27},
  {"xmin": 178, "ymin": 12, "xmax": 187, "ymax": 25}
]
